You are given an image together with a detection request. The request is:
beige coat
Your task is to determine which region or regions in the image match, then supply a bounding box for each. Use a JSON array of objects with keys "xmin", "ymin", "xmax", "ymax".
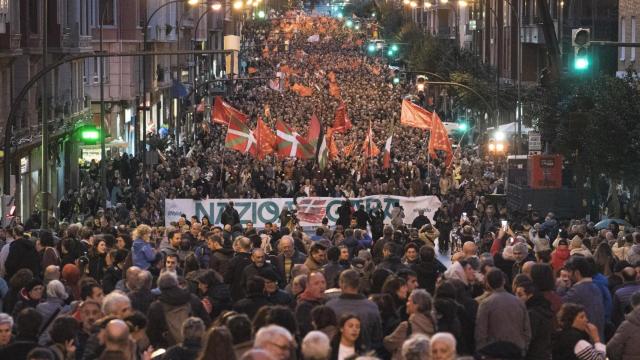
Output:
[{"xmin": 383, "ymin": 312, "xmax": 436, "ymax": 360}]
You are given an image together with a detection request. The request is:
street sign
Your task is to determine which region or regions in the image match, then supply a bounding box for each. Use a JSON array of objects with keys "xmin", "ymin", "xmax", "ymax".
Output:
[{"xmin": 528, "ymin": 131, "xmax": 541, "ymax": 155}]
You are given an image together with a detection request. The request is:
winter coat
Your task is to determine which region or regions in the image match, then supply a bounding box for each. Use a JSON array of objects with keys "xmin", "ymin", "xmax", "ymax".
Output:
[
  {"xmin": 475, "ymin": 289, "xmax": 531, "ymax": 352},
  {"xmin": 296, "ymin": 297, "xmax": 324, "ymax": 338},
  {"xmin": 551, "ymin": 328, "xmax": 592, "ymax": 360},
  {"xmin": 525, "ymin": 293, "xmax": 554, "ymax": 360},
  {"xmin": 327, "ymin": 293, "xmax": 383, "ymax": 351},
  {"xmin": 0, "ymin": 335, "xmax": 39, "ymax": 359},
  {"xmin": 551, "ymin": 247, "xmax": 570, "ymax": 273},
  {"xmin": 132, "ymin": 238, "xmax": 156, "ymax": 270},
  {"xmin": 273, "ymin": 251, "xmax": 307, "ymax": 283},
  {"xmin": 383, "ymin": 312, "xmax": 436, "ymax": 360},
  {"xmin": 209, "ymin": 248, "xmax": 234, "ymax": 276},
  {"xmin": 411, "ymin": 259, "xmax": 447, "ymax": 295},
  {"xmin": 224, "ymin": 252, "xmax": 252, "ymax": 301},
  {"xmin": 232, "ymin": 294, "xmax": 270, "ymax": 320},
  {"xmin": 607, "ymin": 306, "xmax": 640, "ymax": 360},
  {"xmin": 560, "ymin": 279, "xmax": 606, "ymax": 340},
  {"xmin": 164, "ymin": 338, "xmax": 202, "ymax": 360},
  {"xmin": 146, "ymin": 286, "xmax": 211, "ymax": 349},
  {"xmin": 418, "ymin": 228, "xmax": 440, "ymax": 247},
  {"xmin": 5, "ymin": 238, "xmax": 40, "ymax": 279}
]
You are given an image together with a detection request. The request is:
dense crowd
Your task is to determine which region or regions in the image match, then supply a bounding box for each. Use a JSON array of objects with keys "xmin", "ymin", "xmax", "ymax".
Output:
[{"xmin": 1, "ymin": 9, "xmax": 640, "ymax": 360}]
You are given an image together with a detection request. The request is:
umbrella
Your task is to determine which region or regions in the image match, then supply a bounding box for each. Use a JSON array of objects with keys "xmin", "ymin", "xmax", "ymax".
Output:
[{"xmin": 594, "ymin": 218, "xmax": 634, "ymax": 230}]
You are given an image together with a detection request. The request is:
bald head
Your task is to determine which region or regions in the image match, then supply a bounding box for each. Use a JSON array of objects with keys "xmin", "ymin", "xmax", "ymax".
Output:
[
  {"xmin": 622, "ymin": 267, "xmax": 637, "ymax": 282},
  {"xmin": 104, "ymin": 319, "xmax": 130, "ymax": 350},
  {"xmin": 125, "ymin": 266, "xmax": 141, "ymax": 290}
]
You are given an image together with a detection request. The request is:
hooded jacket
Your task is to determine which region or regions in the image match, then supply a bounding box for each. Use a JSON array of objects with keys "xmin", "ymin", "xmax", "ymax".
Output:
[
  {"xmin": 383, "ymin": 312, "xmax": 436, "ymax": 360},
  {"xmin": 132, "ymin": 238, "xmax": 156, "ymax": 270},
  {"xmin": 607, "ymin": 306, "xmax": 640, "ymax": 360},
  {"xmin": 147, "ymin": 286, "xmax": 211, "ymax": 349},
  {"xmin": 551, "ymin": 246, "xmax": 570, "ymax": 273}
]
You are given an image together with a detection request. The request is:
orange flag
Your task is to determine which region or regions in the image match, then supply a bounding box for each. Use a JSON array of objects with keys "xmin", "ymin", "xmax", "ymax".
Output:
[
  {"xmin": 326, "ymin": 127, "xmax": 339, "ymax": 160},
  {"xmin": 292, "ymin": 83, "xmax": 313, "ymax": 97},
  {"xmin": 428, "ymin": 112, "xmax": 454, "ymax": 167},
  {"xmin": 363, "ymin": 122, "xmax": 380, "ymax": 157},
  {"xmin": 343, "ymin": 143, "xmax": 355, "ymax": 157},
  {"xmin": 400, "ymin": 99, "xmax": 434, "ymax": 129},
  {"xmin": 332, "ymin": 102, "xmax": 352, "ymax": 132},
  {"xmin": 329, "ymin": 82, "xmax": 341, "ymax": 98},
  {"xmin": 254, "ymin": 117, "xmax": 277, "ymax": 160}
]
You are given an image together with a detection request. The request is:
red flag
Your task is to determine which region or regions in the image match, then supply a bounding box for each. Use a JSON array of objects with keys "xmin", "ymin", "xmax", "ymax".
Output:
[
  {"xmin": 400, "ymin": 99, "xmax": 434, "ymax": 129},
  {"xmin": 212, "ymin": 96, "xmax": 248, "ymax": 125},
  {"xmin": 343, "ymin": 143, "xmax": 355, "ymax": 157},
  {"xmin": 363, "ymin": 122, "xmax": 380, "ymax": 157},
  {"xmin": 332, "ymin": 102, "xmax": 352, "ymax": 133},
  {"xmin": 383, "ymin": 135, "xmax": 393, "ymax": 169},
  {"xmin": 292, "ymin": 83, "xmax": 313, "ymax": 97},
  {"xmin": 254, "ymin": 117, "xmax": 277, "ymax": 160},
  {"xmin": 225, "ymin": 113, "xmax": 256, "ymax": 156},
  {"xmin": 428, "ymin": 113, "xmax": 453, "ymax": 167}
]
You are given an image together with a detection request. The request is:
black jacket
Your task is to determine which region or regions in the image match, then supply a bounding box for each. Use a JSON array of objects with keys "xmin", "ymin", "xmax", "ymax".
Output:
[
  {"xmin": 411, "ymin": 259, "xmax": 447, "ymax": 295},
  {"xmin": 296, "ymin": 298, "xmax": 324, "ymax": 338},
  {"xmin": 233, "ymin": 294, "xmax": 270, "ymax": 320},
  {"xmin": 146, "ymin": 286, "xmax": 211, "ymax": 349},
  {"xmin": 266, "ymin": 289, "xmax": 293, "ymax": 307},
  {"xmin": 164, "ymin": 338, "xmax": 202, "ymax": 360},
  {"xmin": 0, "ymin": 335, "xmax": 39, "ymax": 360},
  {"xmin": 128, "ymin": 289, "xmax": 156, "ymax": 314},
  {"xmin": 210, "ymin": 248, "xmax": 234, "ymax": 276},
  {"xmin": 525, "ymin": 293, "xmax": 553, "ymax": 360},
  {"xmin": 354, "ymin": 209, "xmax": 370, "ymax": 229},
  {"xmin": 224, "ymin": 252, "xmax": 252, "ymax": 301},
  {"xmin": 5, "ymin": 238, "xmax": 40, "ymax": 279}
]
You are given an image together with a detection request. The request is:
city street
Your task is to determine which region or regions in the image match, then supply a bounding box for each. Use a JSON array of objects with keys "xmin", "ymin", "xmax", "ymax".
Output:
[{"xmin": 0, "ymin": 1, "xmax": 639, "ymax": 360}]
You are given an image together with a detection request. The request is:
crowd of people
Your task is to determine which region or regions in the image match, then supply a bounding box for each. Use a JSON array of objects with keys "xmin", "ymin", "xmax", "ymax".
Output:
[{"xmin": 1, "ymin": 8, "xmax": 639, "ymax": 360}]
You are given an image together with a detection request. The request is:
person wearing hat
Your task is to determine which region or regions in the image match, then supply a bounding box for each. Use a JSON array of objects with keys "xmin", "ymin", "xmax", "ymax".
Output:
[
  {"xmin": 11, "ymin": 279, "xmax": 44, "ymax": 318},
  {"xmin": 261, "ymin": 268, "xmax": 293, "ymax": 307}
]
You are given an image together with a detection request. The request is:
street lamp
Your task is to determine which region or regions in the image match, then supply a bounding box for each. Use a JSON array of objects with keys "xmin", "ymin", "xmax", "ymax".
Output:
[
  {"xmin": 211, "ymin": 1, "xmax": 222, "ymax": 11},
  {"xmin": 141, "ymin": 0, "xmax": 202, "ymax": 181},
  {"xmin": 410, "ymin": 1, "xmax": 418, "ymax": 8},
  {"xmin": 233, "ymin": 1, "xmax": 243, "ymax": 10}
]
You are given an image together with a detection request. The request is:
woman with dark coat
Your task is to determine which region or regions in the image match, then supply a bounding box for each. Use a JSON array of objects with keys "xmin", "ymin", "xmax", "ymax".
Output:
[
  {"xmin": 196, "ymin": 269, "xmax": 232, "ymax": 319},
  {"xmin": 102, "ymin": 249, "xmax": 128, "ymax": 294},
  {"xmin": 552, "ymin": 303, "xmax": 606, "ymax": 360},
  {"xmin": 87, "ymin": 239, "xmax": 108, "ymax": 282},
  {"xmin": 434, "ymin": 281, "xmax": 468, "ymax": 355},
  {"xmin": 411, "ymin": 245, "xmax": 447, "ymax": 295}
]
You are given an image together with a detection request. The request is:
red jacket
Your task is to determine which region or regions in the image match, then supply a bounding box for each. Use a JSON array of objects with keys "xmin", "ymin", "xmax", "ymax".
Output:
[{"xmin": 551, "ymin": 247, "xmax": 570, "ymax": 273}]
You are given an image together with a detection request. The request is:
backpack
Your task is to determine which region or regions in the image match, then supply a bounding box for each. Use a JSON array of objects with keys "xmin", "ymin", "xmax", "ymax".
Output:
[{"xmin": 162, "ymin": 302, "xmax": 192, "ymax": 346}]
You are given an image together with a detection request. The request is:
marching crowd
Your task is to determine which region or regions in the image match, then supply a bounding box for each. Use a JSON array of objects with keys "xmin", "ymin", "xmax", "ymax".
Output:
[{"xmin": 1, "ymin": 9, "xmax": 639, "ymax": 360}]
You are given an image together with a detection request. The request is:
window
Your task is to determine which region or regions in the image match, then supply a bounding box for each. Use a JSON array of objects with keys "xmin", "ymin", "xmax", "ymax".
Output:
[
  {"xmin": 91, "ymin": 57, "xmax": 109, "ymax": 83},
  {"xmin": 0, "ymin": 0, "xmax": 9, "ymax": 33},
  {"xmin": 102, "ymin": 0, "xmax": 116, "ymax": 26},
  {"xmin": 29, "ymin": 0, "xmax": 39, "ymax": 34},
  {"xmin": 621, "ymin": 17, "xmax": 626, "ymax": 61},
  {"xmin": 632, "ymin": 17, "xmax": 637, "ymax": 61}
]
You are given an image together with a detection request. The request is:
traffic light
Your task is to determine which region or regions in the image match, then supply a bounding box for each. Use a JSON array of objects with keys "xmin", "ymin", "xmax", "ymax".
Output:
[
  {"xmin": 257, "ymin": 10, "xmax": 265, "ymax": 18},
  {"xmin": 345, "ymin": 19, "xmax": 353, "ymax": 28},
  {"xmin": 572, "ymin": 28, "xmax": 591, "ymax": 72},
  {"xmin": 458, "ymin": 122, "xmax": 468, "ymax": 132},
  {"xmin": 390, "ymin": 44, "xmax": 399, "ymax": 52},
  {"xmin": 76, "ymin": 125, "xmax": 103, "ymax": 144},
  {"xmin": 367, "ymin": 43, "xmax": 376, "ymax": 53}
]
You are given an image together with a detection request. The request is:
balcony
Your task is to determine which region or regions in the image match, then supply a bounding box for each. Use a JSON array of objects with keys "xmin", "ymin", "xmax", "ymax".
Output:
[
  {"xmin": 60, "ymin": 24, "xmax": 93, "ymax": 53},
  {"xmin": 0, "ymin": 32, "xmax": 22, "ymax": 56}
]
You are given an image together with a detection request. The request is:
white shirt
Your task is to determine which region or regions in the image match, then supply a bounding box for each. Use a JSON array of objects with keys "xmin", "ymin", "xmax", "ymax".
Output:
[{"xmin": 338, "ymin": 343, "xmax": 355, "ymax": 360}]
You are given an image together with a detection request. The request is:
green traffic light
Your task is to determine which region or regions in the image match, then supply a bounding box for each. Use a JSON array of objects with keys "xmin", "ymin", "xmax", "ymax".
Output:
[
  {"xmin": 258, "ymin": 10, "xmax": 265, "ymax": 18},
  {"xmin": 574, "ymin": 57, "xmax": 589, "ymax": 70},
  {"xmin": 337, "ymin": 12, "xmax": 343, "ymax": 18},
  {"xmin": 387, "ymin": 49, "xmax": 394, "ymax": 56},
  {"xmin": 345, "ymin": 20, "xmax": 353, "ymax": 28},
  {"xmin": 393, "ymin": 77, "xmax": 400, "ymax": 85},
  {"xmin": 458, "ymin": 123, "xmax": 468, "ymax": 132},
  {"xmin": 391, "ymin": 44, "xmax": 399, "ymax": 52},
  {"xmin": 368, "ymin": 44, "xmax": 376, "ymax": 52}
]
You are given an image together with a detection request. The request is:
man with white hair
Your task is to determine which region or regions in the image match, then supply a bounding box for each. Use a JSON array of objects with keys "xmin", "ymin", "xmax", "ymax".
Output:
[
  {"xmin": 101, "ymin": 291, "xmax": 132, "ymax": 319},
  {"xmin": 254, "ymin": 325, "xmax": 294, "ymax": 360},
  {"xmin": 274, "ymin": 235, "xmax": 307, "ymax": 283},
  {"xmin": 301, "ymin": 331, "xmax": 330, "ymax": 360}
]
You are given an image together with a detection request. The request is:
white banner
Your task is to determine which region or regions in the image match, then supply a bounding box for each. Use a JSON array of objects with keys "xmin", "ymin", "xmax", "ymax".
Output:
[{"xmin": 164, "ymin": 196, "xmax": 441, "ymax": 228}]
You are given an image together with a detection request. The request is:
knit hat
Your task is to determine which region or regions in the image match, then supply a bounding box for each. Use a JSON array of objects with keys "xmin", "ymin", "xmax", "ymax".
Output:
[{"xmin": 24, "ymin": 278, "xmax": 43, "ymax": 292}]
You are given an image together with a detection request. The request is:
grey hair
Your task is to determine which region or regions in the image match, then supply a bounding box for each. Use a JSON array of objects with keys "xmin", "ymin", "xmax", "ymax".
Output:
[
  {"xmin": 402, "ymin": 334, "xmax": 431, "ymax": 360},
  {"xmin": 0, "ymin": 313, "xmax": 13, "ymax": 328},
  {"xmin": 430, "ymin": 332, "xmax": 457, "ymax": 351},
  {"xmin": 278, "ymin": 235, "xmax": 294, "ymax": 250},
  {"xmin": 409, "ymin": 289, "xmax": 433, "ymax": 314},
  {"xmin": 254, "ymin": 325, "xmax": 293, "ymax": 348},
  {"xmin": 182, "ymin": 317, "xmax": 205, "ymax": 341},
  {"xmin": 46, "ymin": 280, "xmax": 68, "ymax": 300},
  {"xmin": 136, "ymin": 270, "xmax": 153, "ymax": 291},
  {"xmin": 101, "ymin": 291, "xmax": 131, "ymax": 316},
  {"xmin": 301, "ymin": 331, "xmax": 330, "ymax": 360}
]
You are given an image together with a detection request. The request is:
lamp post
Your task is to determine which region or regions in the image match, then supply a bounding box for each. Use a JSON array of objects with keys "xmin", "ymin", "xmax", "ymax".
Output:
[
  {"xmin": 141, "ymin": 0, "xmax": 201, "ymax": 182},
  {"xmin": 98, "ymin": 0, "xmax": 108, "ymax": 209},
  {"xmin": 41, "ymin": 0, "xmax": 49, "ymax": 228}
]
